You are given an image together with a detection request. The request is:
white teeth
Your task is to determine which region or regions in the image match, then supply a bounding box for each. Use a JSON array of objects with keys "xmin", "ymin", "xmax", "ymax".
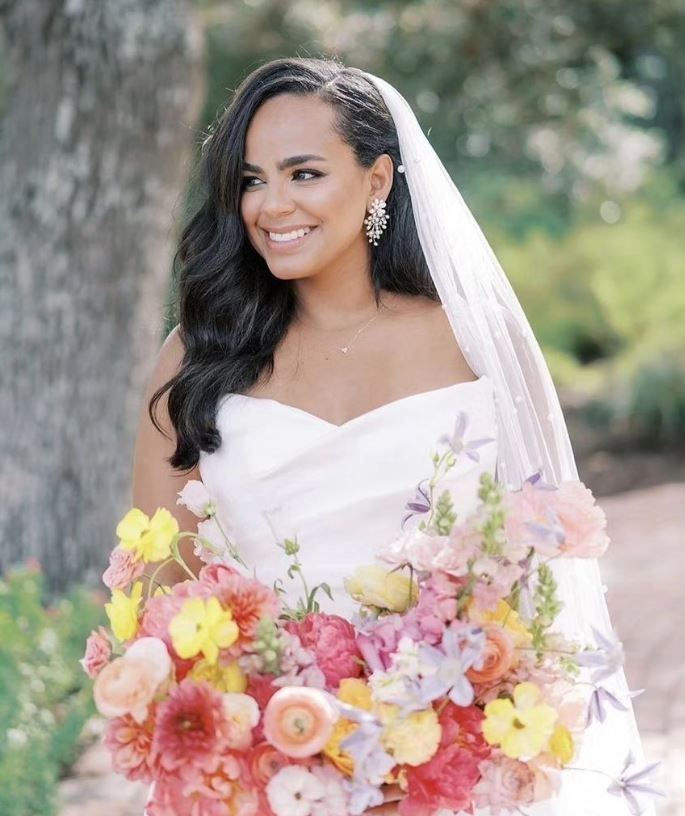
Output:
[{"xmin": 268, "ymin": 227, "xmax": 312, "ymax": 243}]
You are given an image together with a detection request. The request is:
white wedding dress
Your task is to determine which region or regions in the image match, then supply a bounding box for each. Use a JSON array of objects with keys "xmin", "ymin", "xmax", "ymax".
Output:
[{"xmin": 199, "ymin": 376, "xmax": 497, "ymax": 618}]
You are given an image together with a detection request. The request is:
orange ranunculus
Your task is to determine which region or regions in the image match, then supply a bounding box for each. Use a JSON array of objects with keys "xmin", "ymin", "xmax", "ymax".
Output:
[
  {"xmin": 263, "ymin": 687, "xmax": 338, "ymax": 759},
  {"xmin": 466, "ymin": 623, "xmax": 515, "ymax": 684}
]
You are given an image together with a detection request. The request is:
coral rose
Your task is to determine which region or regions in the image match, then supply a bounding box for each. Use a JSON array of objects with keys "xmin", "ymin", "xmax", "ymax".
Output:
[
  {"xmin": 248, "ymin": 741, "xmax": 293, "ymax": 786},
  {"xmin": 285, "ymin": 613, "xmax": 362, "ymax": 689},
  {"xmin": 466, "ymin": 624, "xmax": 515, "ymax": 685}
]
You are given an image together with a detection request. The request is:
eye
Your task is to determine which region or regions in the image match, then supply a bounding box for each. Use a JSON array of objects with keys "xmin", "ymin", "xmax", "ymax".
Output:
[
  {"xmin": 293, "ymin": 169, "xmax": 322, "ymax": 181},
  {"xmin": 240, "ymin": 169, "xmax": 323, "ymax": 191}
]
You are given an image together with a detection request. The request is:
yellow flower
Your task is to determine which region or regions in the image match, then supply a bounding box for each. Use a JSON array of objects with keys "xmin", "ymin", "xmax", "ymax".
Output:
[
  {"xmin": 344, "ymin": 565, "xmax": 418, "ymax": 613},
  {"xmin": 169, "ymin": 596, "xmax": 238, "ymax": 664},
  {"xmin": 105, "ymin": 581, "xmax": 143, "ymax": 642},
  {"xmin": 471, "ymin": 599, "xmax": 532, "ymax": 647},
  {"xmin": 549, "ymin": 724, "xmax": 575, "ymax": 765},
  {"xmin": 116, "ymin": 507, "xmax": 179, "ymax": 564},
  {"xmin": 379, "ymin": 704, "xmax": 441, "ymax": 766},
  {"xmin": 483, "ymin": 682, "xmax": 558, "ymax": 760},
  {"xmin": 188, "ymin": 659, "xmax": 247, "ymax": 693},
  {"xmin": 323, "ymin": 679, "xmax": 373, "ymax": 776}
]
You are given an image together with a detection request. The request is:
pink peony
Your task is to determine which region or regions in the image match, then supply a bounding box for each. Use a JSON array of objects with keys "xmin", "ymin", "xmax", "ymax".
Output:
[
  {"xmin": 104, "ymin": 710, "xmax": 159, "ymax": 783},
  {"xmin": 102, "ymin": 546, "xmax": 144, "ymax": 590},
  {"xmin": 505, "ymin": 479, "xmax": 609, "ymax": 559},
  {"xmin": 80, "ymin": 626, "xmax": 112, "ymax": 678},
  {"xmin": 285, "ymin": 613, "xmax": 362, "ymax": 689},
  {"xmin": 472, "ymin": 755, "xmax": 536, "ymax": 814},
  {"xmin": 553, "ymin": 480, "xmax": 610, "ymax": 558},
  {"xmin": 198, "ymin": 565, "xmax": 281, "ymax": 645},
  {"xmin": 152, "ymin": 679, "xmax": 232, "ymax": 772}
]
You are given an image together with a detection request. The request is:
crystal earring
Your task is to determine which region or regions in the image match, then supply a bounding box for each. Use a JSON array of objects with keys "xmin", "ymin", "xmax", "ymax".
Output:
[{"xmin": 364, "ymin": 197, "xmax": 389, "ymax": 246}]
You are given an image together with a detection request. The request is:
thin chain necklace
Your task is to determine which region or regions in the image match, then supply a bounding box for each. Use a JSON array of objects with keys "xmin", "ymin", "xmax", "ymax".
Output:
[{"xmin": 297, "ymin": 304, "xmax": 384, "ymax": 355}]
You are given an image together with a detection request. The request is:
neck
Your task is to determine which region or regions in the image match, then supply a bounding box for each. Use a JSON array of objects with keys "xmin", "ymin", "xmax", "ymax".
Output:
[{"xmin": 291, "ymin": 242, "xmax": 383, "ymax": 331}]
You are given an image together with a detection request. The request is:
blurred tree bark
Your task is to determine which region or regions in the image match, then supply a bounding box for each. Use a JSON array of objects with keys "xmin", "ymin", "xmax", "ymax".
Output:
[{"xmin": 0, "ymin": 0, "xmax": 204, "ymax": 591}]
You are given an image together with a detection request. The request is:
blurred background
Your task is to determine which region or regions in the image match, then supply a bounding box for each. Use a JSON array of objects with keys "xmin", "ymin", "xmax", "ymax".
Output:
[{"xmin": 0, "ymin": 0, "xmax": 683, "ymax": 814}]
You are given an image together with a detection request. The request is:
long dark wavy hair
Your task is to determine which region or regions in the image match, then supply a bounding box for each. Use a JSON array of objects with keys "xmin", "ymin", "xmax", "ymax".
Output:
[{"xmin": 151, "ymin": 56, "xmax": 438, "ymax": 472}]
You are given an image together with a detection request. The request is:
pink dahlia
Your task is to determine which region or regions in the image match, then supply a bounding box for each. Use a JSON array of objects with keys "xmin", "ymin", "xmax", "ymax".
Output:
[
  {"xmin": 199, "ymin": 565, "xmax": 281, "ymax": 644},
  {"xmin": 104, "ymin": 710, "xmax": 159, "ymax": 783},
  {"xmin": 285, "ymin": 613, "xmax": 362, "ymax": 689},
  {"xmin": 152, "ymin": 679, "xmax": 231, "ymax": 773}
]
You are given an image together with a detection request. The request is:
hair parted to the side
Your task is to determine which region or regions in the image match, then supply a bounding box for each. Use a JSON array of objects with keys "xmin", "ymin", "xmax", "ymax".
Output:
[{"xmin": 150, "ymin": 56, "xmax": 438, "ymax": 471}]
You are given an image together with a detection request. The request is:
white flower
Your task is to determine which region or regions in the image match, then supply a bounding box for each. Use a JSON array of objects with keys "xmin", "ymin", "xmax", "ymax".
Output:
[
  {"xmin": 311, "ymin": 765, "xmax": 348, "ymax": 816},
  {"xmin": 389, "ymin": 637, "xmax": 422, "ymax": 678},
  {"xmin": 177, "ymin": 479, "xmax": 216, "ymax": 518},
  {"xmin": 266, "ymin": 766, "xmax": 325, "ymax": 816},
  {"xmin": 222, "ymin": 693, "xmax": 260, "ymax": 749},
  {"xmin": 194, "ymin": 517, "xmax": 226, "ymax": 563}
]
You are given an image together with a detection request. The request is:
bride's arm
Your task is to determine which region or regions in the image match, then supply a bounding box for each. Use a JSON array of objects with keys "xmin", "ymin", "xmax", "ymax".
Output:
[{"xmin": 131, "ymin": 324, "xmax": 206, "ymax": 589}]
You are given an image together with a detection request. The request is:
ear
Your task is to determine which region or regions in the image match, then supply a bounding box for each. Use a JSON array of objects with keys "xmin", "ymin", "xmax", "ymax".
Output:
[{"xmin": 366, "ymin": 153, "xmax": 394, "ymax": 205}]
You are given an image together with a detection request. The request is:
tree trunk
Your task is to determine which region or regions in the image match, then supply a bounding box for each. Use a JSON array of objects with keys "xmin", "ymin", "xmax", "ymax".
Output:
[{"xmin": 0, "ymin": 0, "xmax": 204, "ymax": 592}]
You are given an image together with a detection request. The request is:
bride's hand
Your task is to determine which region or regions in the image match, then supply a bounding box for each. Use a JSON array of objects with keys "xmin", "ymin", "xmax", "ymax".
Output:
[{"xmin": 362, "ymin": 783, "xmax": 402, "ymax": 815}]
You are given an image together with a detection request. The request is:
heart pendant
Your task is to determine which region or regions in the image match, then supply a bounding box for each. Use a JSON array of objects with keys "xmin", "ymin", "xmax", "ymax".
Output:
[{"xmin": 340, "ymin": 347, "xmax": 349, "ymax": 353}]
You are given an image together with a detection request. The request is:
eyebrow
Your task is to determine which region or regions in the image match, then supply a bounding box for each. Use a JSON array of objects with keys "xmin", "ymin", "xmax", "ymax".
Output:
[{"xmin": 242, "ymin": 154, "xmax": 327, "ymax": 173}]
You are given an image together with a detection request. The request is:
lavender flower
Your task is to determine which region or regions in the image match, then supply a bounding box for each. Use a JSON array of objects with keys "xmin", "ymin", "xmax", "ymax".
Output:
[
  {"xmin": 587, "ymin": 686, "xmax": 645, "ymax": 726},
  {"xmin": 607, "ymin": 753, "xmax": 665, "ymax": 815},
  {"xmin": 417, "ymin": 624, "xmax": 485, "ymax": 707},
  {"xmin": 402, "ymin": 478, "xmax": 432, "ymax": 527},
  {"xmin": 575, "ymin": 627, "xmax": 625, "ymax": 683},
  {"xmin": 438, "ymin": 411, "xmax": 496, "ymax": 463}
]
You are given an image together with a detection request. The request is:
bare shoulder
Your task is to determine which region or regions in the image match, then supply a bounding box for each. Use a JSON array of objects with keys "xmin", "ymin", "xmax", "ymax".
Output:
[{"xmin": 382, "ymin": 294, "xmax": 476, "ymax": 382}]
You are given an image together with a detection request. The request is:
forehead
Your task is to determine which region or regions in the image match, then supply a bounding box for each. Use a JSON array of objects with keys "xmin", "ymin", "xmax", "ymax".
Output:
[{"xmin": 244, "ymin": 93, "xmax": 347, "ymax": 161}]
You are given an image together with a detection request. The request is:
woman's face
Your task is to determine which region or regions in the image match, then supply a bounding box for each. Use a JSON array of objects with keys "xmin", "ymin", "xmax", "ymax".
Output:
[{"xmin": 240, "ymin": 93, "xmax": 391, "ymax": 282}]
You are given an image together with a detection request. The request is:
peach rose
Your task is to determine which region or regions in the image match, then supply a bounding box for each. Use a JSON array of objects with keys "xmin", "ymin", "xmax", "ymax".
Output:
[
  {"xmin": 466, "ymin": 624, "xmax": 515, "ymax": 684},
  {"xmin": 94, "ymin": 637, "xmax": 172, "ymax": 723},
  {"xmin": 263, "ymin": 687, "xmax": 338, "ymax": 759}
]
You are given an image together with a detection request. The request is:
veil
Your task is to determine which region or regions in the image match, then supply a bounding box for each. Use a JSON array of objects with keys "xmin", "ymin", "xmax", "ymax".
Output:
[{"xmin": 363, "ymin": 71, "xmax": 655, "ymax": 815}]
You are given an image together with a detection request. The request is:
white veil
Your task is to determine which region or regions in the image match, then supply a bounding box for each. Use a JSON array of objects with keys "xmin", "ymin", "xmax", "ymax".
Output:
[{"xmin": 363, "ymin": 71, "xmax": 654, "ymax": 816}]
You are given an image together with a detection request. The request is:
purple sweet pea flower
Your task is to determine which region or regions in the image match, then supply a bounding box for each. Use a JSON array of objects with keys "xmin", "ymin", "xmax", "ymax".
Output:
[{"xmin": 607, "ymin": 753, "xmax": 665, "ymax": 815}]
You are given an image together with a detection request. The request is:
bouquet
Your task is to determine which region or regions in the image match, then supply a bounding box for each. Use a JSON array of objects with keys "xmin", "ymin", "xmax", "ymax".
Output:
[{"xmin": 82, "ymin": 420, "xmax": 663, "ymax": 816}]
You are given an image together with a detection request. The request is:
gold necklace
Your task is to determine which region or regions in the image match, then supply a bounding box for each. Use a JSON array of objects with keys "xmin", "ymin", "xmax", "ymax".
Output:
[{"xmin": 297, "ymin": 305, "xmax": 384, "ymax": 355}]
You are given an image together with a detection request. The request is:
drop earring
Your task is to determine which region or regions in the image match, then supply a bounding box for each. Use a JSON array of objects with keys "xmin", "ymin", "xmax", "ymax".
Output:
[{"xmin": 364, "ymin": 198, "xmax": 389, "ymax": 246}]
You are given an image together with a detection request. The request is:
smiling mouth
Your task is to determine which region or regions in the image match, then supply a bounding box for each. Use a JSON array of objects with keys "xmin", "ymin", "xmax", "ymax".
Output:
[{"xmin": 264, "ymin": 226, "xmax": 316, "ymax": 248}]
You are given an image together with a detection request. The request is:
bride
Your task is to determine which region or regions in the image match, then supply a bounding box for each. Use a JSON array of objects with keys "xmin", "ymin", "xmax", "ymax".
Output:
[{"xmin": 132, "ymin": 57, "xmax": 652, "ymax": 815}]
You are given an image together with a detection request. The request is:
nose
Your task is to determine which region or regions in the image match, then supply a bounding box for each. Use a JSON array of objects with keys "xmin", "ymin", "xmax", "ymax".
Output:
[{"xmin": 260, "ymin": 178, "xmax": 295, "ymax": 218}]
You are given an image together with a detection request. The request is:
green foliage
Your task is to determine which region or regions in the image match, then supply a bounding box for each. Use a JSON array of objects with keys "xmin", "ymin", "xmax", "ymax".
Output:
[
  {"xmin": 494, "ymin": 187, "xmax": 685, "ymax": 446},
  {"xmin": 0, "ymin": 564, "xmax": 104, "ymax": 816}
]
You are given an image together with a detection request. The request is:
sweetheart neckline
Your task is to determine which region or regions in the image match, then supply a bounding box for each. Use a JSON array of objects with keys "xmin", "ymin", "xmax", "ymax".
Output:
[{"xmin": 222, "ymin": 375, "xmax": 491, "ymax": 430}]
